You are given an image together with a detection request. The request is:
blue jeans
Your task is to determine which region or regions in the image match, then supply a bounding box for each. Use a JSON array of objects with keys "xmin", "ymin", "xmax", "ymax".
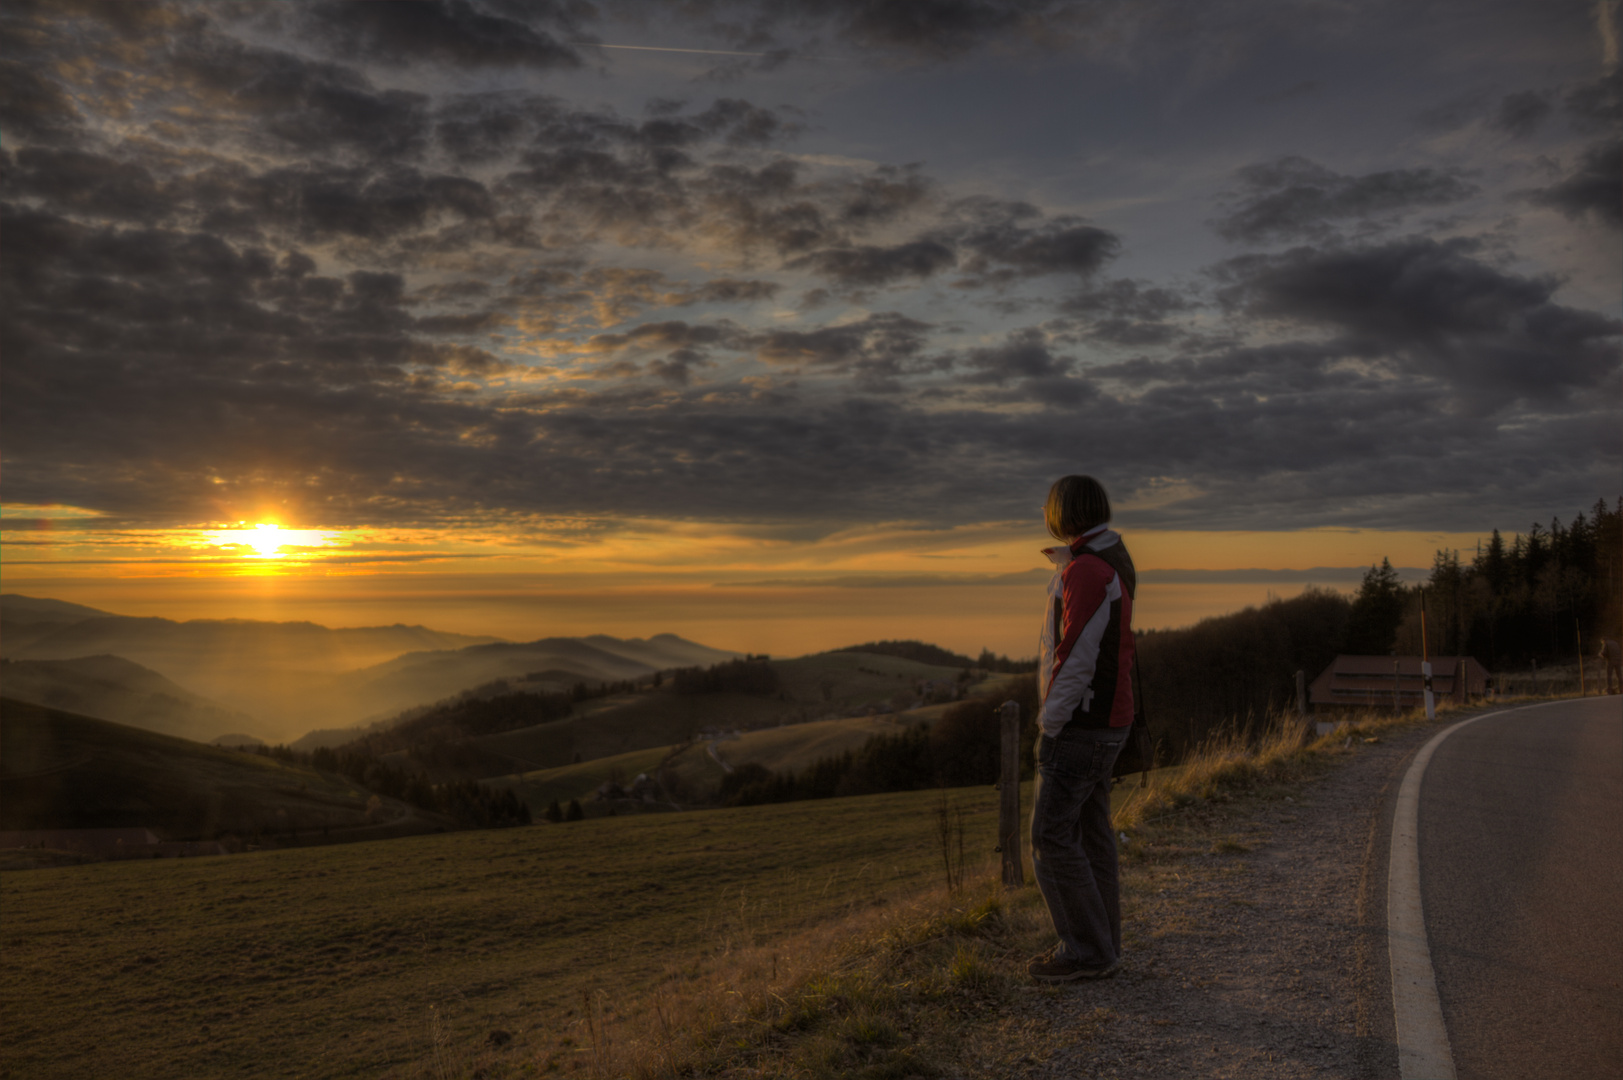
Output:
[{"xmin": 1031, "ymin": 724, "xmax": 1128, "ymax": 967}]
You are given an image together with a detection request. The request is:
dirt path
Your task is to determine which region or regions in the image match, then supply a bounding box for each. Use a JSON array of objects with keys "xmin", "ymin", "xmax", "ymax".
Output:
[{"xmin": 1013, "ymin": 723, "xmax": 1442, "ymax": 1079}]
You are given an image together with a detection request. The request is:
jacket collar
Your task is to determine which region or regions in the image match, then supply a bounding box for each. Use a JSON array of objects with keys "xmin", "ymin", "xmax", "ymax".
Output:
[{"xmin": 1041, "ymin": 523, "xmax": 1116, "ymax": 566}]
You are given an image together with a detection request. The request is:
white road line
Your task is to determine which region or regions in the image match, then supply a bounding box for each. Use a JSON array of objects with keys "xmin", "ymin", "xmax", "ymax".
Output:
[{"xmin": 1388, "ymin": 700, "xmax": 1570, "ymax": 1079}]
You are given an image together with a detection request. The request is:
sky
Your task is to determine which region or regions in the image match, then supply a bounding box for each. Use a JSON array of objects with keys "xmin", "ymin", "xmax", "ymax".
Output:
[{"xmin": 2, "ymin": 0, "xmax": 1619, "ymax": 657}]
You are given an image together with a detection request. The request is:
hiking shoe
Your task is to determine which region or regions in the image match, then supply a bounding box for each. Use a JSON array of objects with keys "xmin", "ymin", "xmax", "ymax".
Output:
[{"xmin": 1026, "ymin": 951, "xmax": 1119, "ymax": 983}]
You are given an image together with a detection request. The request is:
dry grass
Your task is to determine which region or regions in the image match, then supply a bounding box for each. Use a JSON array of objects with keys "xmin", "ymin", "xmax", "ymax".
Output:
[
  {"xmin": 498, "ymin": 878, "xmax": 1050, "ymax": 1079},
  {"xmin": 1106, "ymin": 695, "xmax": 1534, "ymax": 833},
  {"xmin": 442, "ymin": 694, "xmax": 1572, "ymax": 1079}
]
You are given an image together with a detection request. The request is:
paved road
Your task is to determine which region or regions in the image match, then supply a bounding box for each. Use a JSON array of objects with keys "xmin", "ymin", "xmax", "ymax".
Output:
[{"xmin": 1419, "ymin": 697, "xmax": 1623, "ymax": 1079}]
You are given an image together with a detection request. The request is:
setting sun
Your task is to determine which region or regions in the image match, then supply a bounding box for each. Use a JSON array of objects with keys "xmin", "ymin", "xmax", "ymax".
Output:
[
  {"xmin": 247, "ymin": 523, "xmax": 284, "ymax": 559},
  {"xmin": 197, "ymin": 522, "xmax": 342, "ymax": 563}
]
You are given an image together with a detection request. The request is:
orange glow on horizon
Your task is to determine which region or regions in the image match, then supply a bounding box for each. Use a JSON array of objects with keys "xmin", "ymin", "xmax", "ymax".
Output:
[{"xmin": 2, "ymin": 502, "xmax": 1517, "ymax": 654}]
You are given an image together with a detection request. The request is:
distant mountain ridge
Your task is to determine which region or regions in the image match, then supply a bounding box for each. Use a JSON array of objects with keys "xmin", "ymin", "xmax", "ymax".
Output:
[
  {"xmin": 0, "ymin": 594, "xmax": 117, "ymax": 652},
  {"xmin": 1, "ymin": 594, "xmax": 740, "ymax": 744},
  {"xmin": 0, "ymin": 594, "xmax": 113, "ymax": 623}
]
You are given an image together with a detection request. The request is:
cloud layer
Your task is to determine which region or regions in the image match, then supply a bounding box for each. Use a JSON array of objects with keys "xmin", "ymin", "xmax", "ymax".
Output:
[{"xmin": 2, "ymin": 0, "xmax": 1617, "ymax": 540}]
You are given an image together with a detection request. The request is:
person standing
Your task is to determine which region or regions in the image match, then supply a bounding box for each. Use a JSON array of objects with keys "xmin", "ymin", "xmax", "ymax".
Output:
[{"xmin": 1027, "ymin": 475, "xmax": 1137, "ymax": 983}]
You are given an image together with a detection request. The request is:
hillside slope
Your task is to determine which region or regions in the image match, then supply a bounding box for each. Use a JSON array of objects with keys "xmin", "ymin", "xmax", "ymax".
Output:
[
  {"xmin": 376, "ymin": 650, "xmax": 982, "ymax": 783},
  {"xmin": 0, "ymin": 656, "xmax": 264, "ymax": 743},
  {"xmin": 0, "ymin": 699, "xmax": 419, "ymax": 840}
]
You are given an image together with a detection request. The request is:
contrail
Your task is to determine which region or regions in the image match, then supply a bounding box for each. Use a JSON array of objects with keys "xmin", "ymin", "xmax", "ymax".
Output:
[
  {"xmin": 590, "ymin": 43, "xmax": 780, "ymax": 58},
  {"xmin": 588, "ymin": 42, "xmax": 840, "ymax": 62}
]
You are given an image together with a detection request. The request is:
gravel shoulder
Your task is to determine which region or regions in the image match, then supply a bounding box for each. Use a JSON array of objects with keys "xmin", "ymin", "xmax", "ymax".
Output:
[{"xmin": 1005, "ymin": 719, "xmax": 1454, "ymax": 1079}]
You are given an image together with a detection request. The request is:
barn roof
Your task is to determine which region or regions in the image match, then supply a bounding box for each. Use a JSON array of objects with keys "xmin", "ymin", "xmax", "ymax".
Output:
[{"xmin": 1309, "ymin": 655, "xmax": 1491, "ymax": 708}]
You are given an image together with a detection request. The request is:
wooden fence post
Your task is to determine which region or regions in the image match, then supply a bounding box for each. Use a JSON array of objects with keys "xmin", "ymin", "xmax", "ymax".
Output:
[{"xmin": 997, "ymin": 700, "xmax": 1024, "ymax": 887}]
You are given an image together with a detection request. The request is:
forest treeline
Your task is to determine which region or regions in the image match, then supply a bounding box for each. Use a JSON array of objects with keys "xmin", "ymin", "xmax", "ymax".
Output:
[
  {"xmin": 824, "ymin": 640, "xmax": 1035, "ymax": 673},
  {"xmin": 1140, "ymin": 495, "xmax": 1621, "ymax": 758},
  {"xmin": 250, "ymin": 742, "xmax": 531, "ymax": 828}
]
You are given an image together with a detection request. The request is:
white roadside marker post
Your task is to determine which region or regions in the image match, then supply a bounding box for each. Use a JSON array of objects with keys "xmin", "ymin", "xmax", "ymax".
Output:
[{"xmin": 1420, "ymin": 592, "xmax": 1436, "ymax": 722}]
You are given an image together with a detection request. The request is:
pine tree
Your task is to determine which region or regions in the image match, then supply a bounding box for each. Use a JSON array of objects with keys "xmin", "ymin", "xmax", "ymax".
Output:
[{"xmin": 1345, "ymin": 558, "xmax": 1407, "ymax": 654}]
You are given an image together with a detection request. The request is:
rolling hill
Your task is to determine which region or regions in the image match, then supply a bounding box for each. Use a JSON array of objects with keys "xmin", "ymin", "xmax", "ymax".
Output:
[
  {"xmin": 0, "ymin": 655, "xmax": 264, "ymax": 744},
  {"xmin": 0, "ymin": 698, "xmax": 427, "ymax": 841},
  {"xmin": 368, "ymin": 650, "xmax": 995, "ymax": 790}
]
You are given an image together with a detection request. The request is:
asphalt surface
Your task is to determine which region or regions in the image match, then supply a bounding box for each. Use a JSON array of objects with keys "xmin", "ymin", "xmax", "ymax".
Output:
[{"xmin": 1418, "ymin": 697, "xmax": 1623, "ymax": 1080}]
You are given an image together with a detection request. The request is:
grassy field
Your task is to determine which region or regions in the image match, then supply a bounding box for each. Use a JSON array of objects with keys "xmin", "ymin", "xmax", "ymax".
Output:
[{"xmin": 1, "ymin": 779, "xmax": 1079, "ymax": 1079}]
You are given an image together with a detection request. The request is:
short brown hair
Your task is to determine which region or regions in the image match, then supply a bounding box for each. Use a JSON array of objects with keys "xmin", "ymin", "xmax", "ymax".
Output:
[{"xmin": 1044, "ymin": 475, "xmax": 1111, "ymax": 540}]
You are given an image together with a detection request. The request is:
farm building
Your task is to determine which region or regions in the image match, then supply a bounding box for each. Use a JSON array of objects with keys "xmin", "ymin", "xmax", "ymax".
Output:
[{"xmin": 1309, "ymin": 655, "xmax": 1491, "ymax": 710}]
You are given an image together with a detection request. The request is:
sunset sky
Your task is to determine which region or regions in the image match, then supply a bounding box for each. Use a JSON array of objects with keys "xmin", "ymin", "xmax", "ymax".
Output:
[{"xmin": 3, "ymin": 0, "xmax": 1618, "ymax": 657}]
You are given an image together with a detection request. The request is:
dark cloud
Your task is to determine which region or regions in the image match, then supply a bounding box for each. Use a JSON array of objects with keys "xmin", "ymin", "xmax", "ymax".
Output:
[
  {"xmin": 647, "ymin": 350, "xmax": 712, "ymax": 385},
  {"xmin": 1562, "ymin": 67, "xmax": 1623, "ymax": 132},
  {"xmin": 585, "ymin": 321, "xmax": 742, "ymax": 355},
  {"xmin": 956, "ymin": 332, "xmax": 1097, "ymax": 405},
  {"xmin": 955, "ymin": 212, "xmax": 1119, "ymax": 283},
  {"xmin": 1212, "ymin": 237, "xmax": 1623, "ymax": 404},
  {"xmin": 3, "ymin": 148, "xmax": 167, "ymax": 225},
  {"xmin": 787, "ymin": 240, "xmax": 957, "ymax": 285},
  {"xmin": 294, "ymin": 1, "xmax": 584, "ymax": 71},
  {"xmin": 1488, "ymin": 89, "xmax": 1552, "ymax": 137},
  {"xmin": 1212, "ymin": 157, "xmax": 1478, "ymax": 244},
  {"xmin": 1058, "ymin": 279, "xmax": 1197, "ymax": 346},
  {"xmin": 0, "ymin": 59, "xmax": 84, "ymax": 144},
  {"xmin": 170, "ymin": 32, "xmax": 433, "ymax": 160},
  {"xmin": 685, "ymin": 278, "xmax": 781, "ymax": 304},
  {"xmin": 749, "ymin": 313, "xmax": 947, "ymax": 389},
  {"xmin": 1525, "ymin": 140, "xmax": 1623, "ymax": 229},
  {"xmin": 783, "ymin": 197, "xmax": 1120, "ymax": 290},
  {"xmin": 244, "ymin": 165, "xmax": 497, "ymax": 242}
]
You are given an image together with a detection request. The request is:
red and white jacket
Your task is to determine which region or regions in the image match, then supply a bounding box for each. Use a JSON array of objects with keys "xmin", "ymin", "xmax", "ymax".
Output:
[{"xmin": 1036, "ymin": 524, "xmax": 1137, "ymax": 737}]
